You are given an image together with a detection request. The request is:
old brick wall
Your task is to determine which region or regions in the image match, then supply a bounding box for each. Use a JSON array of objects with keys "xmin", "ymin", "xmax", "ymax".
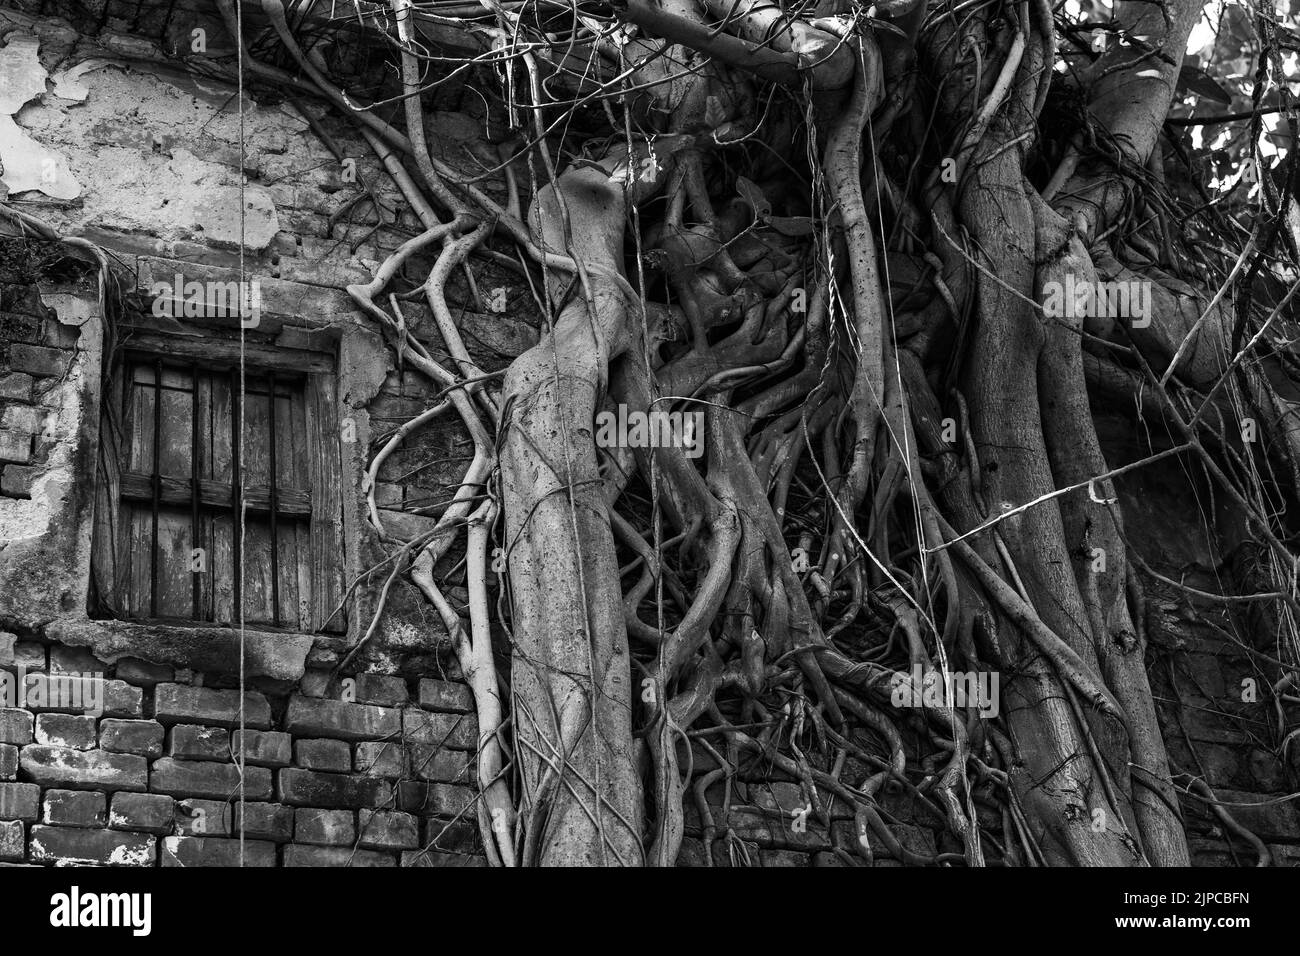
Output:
[
  {"xmin": 0, "ymin": 1, "xmax": 537, "ymax": 866},
  {"xmin": 1, "ymin": 643, "xmax": 482, "ymax": 866},
  {"xmin": 1106, "ymin": 414, "xmax": 1300, "ymax": 867},
  {"xmin": 2, "ymin": 2, "xmax": 1295, "ymax": 869}
]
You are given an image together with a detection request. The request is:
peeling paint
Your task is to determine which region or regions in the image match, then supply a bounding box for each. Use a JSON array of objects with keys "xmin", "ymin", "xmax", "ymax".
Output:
[
  {"xmin": 0, "ymin": 33, "xmax": 83, "ymax": 200},
  {"xmin": 0, "ymin": 355, "xmax": 84, "ymax": 543},
  {"xmin": 0, "ymin": 114, "xmax": 82, "ymax": 199},
  {"xmin": 12, "ymin": 59, "xmax": 281, "ymax": 247},
  {"xmin": 50, "ymin": 59, "xmax": 120, "ymax": 102},
  {"xmin": 107, "ymin": 842, "xmax": 154, "ymax": 866},
  {"xmin": 0, "ymin": 34, "xmax": 46, "ymax": 113}
]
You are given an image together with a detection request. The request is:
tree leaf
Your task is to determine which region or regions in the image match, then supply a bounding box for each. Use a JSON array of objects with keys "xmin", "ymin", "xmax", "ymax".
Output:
[
  {"xmin": 704, "ymin": 95, "xmax": 727, "ymax": 129},
  {"xmin": 766, "ymin": 215, "xmax": 815, "ymax": 236},
  {"xmin": 735, "ymin": 175, "xmax": 771, "ymax": 219},
  {"xmin": 1177, "ymin": 66, "xmax": 1232, "ymax": 106}
]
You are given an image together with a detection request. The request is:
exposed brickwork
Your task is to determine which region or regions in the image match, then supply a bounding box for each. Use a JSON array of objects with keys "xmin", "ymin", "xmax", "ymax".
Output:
[
  {"xmin": 294, "ymin": 808, "xmax": 355, "ymax": 847},
  {"xmin": 233, "ymin": 730, "xmax": 292, "ymax": 768},
  {"xmin": 167, "ymin": 725, "xmax": 230, "ymax": 762},
  {"xmin": 29, "ymin": 825, "xmax": 156, "ymax": 866},
  {"xmin": 42, "ymin": 789, "xmax": 106, "ymax": 828},
  {"xmin": 161, "ymin": 836, "xmax": 276, "ymax": 867},
  {"xmin": 0, "ymin": 638, "xmax": 481, "ymax": 866},
  {"xmin": 109, "ymin": 793, "xmax": 174, "ymax": 835},
  {"xmin": 1149, "ymin": 603, "xmax": 1300, "ymax": 866},
  {"xmin": 155, "ymin": 685, "xmax": 271, "ymax": 730},
  {"xmin": 100, "ymin": 719, "xmax": 165, "ymax": 758},
  {"xmin": 0, "ymin": 4, "xmax": 492, "ymax": 868}
]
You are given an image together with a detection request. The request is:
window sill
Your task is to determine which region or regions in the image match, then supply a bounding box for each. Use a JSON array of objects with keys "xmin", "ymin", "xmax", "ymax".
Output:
[{"xmin": 44, "ymin": 616, "xmax": 314, "ymax": 681}]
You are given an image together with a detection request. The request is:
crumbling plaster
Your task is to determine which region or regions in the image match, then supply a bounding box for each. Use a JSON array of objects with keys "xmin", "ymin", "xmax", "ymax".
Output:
[{"xmin": 0, "ymin": 9, "xmax": 408, "ymax": 682}]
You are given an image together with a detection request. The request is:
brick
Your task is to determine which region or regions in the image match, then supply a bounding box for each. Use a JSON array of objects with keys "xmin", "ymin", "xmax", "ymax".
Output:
[
  {"xmin": 295, "ymin": 738, "xmax": 352, "ymax": 772},
  {"xmin": 161, "ymin": 836, "xmax": 276, "ymax": 867},
  {"xmin": 109, "ymin": 793, "xmax": 174, "ymax": 835},
  {"xmin": 1268, "ymin": 843, "xmax": 1300, "ymax": 866},
  {"xmin": 409, "ymin": 745, "xmax": 471, "ymax": 784},
  {"xmin": 277, "ymin": 769, "xmax": 392, "ymax": 809},
  {"xmin": 1248, "ymin": 748, "xmax": 1288, "ymax": 792},
  {"xmin": 34, "ymin": 713, "xmax": 97, "ymax": 750},
  {"xmin": 396, "ymin": 781, "xmax": 475, "ymax": 817},
  {"xmin": 351, "ymin": 674, "xmax": 409, "ymax": 706},
  {"xmin": 1, "ymin": 403, "xmax": 41, "ymax": 432},
  {"xmin": 23, "ymin": 677, "xmax": 140, "ymax": 718},
  {"xmin": 0, "ymin": 373, "xmax": 32, "ymax": 401},
  {"xmin": 29, "ymin": 826, "xmax": 155, "ymax": 866},
  {"xmin": 8, "ymin": 344, "xmax": 65, "ymax": 378},
  {"xmin": 294, "ymin": 808, "xmax": 354, "ymax": 846},
  {"xmin": 1176, "ymin": 704, "xmax": 1264, "ymax": 745},
  {"xmin": 49, "ymin": 645, "xmax": 106, "ymax": 674},
  {"xmin": 232, "ymin": 730, "xmax": 291, "ymax": 767},
  {"xmin": 100, "ymin": 719, "xmax": 164, "ymax": 758},
  {"xmin": 357, "ymin": 809, "xmax": 418, "ymax": 850},
  {"xmin": 300, "ymin": 670, "xmax": 332, "ymax": 698},
  {"xmin": 304, "ymin": 645, "xmax": 339, "ymax": 669},
  {"xmin": 355, "ymin": 741, "xmax": 407, "ymax": 778},
  {"xmin": 174, "ymin": 799, "xmax": 231, "ymax": 837},
  {"xmin": 114, "ymin": 658, "xmax": 173, "ymax": 686},
  {"xmin": 284, "ymin": 845, "xmax": 395, "ymax": 867},
  {"xmin": 154, "ymin": 684, "xmax": 271, "ymax": 729},
  {"xmin": 0, "ymin": 709, "xmax": 32, "ymax": 745},
  {"xmin": 16, "ymin": 673, "xmax": 116, "ymax": 715},
  {"xmin": 0, "ymin": 429, "xmax": 30, "ymax": 464},
  {"xmin": 40, "ymin": 326, "xmax": 77, "ymax": 351},
  {"xmin": 1210, "ymin": 789, "xmax": 1300, "ymax": 842},
  {"xmin": 403, "ymin": 707, "xmax": 477, "ymax": 751},
  {"xmin": 42, "ymin": 789, "xmax": 106, "ymax": 828},
  {"xmin": 285, "ymin": 695, "xmax": 400, "ymax": 742},
  {"xmin": 420, "ymin": 818, "xmax": 481, "ymax": 854},
  {"xmin": 371, "ymin": 481, "xmax": 401, "ymax": 506},
  {"xmin": 149, "ymin": 757, "xmax": 272, "ymax": 801},
  {"xmin": 0, "ymin": 744, "xmax": 14, "ymax": 781},
  {"xmin": 0, "ymin": 464, "xmax": 35, "ymax": 497},
  {"xmin": 0, "ymin": 820, "xmax": 21, "ymax": 861},
  {"xmin": 100, "ymin": 681, "xmax": 141, "ymax": 719},
  {"xmin": 168, "ymin": 724, "xmax": 230, "ymax": 762},
  {"xmin": 20, "ymin": 746, "xmax": 148, "ymax": 792},
  {"xmin": 401, "ymin": 850, "xmax": 487, "ymax": 867},
  {"xmin": 718, "ymin": 808, "xmax": 772, "ymax": 842},
  {"xmin": 235, "ymin": 802, "xmax": 294, "ymax": 843},
  {"xmin": 13, "ymin": 642, "xmax": 45, "ymax": 670},
  {"xmin": 97, "ymin": 680, "xmax": 140, "ymax": 719},
  {"xmin": 751, "ymin": 782, "xmax": 806, "ymax": 814},
  {"xmin": 0, "ymin": 782, "xmax": 40, "ymax": 821},
  {"xmin": 418, "ymin": 678, "xmax": 474, "ymax": 713}
]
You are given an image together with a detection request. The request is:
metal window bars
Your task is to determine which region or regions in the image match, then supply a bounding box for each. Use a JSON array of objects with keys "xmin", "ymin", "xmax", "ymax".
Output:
[{"xmin": 126, "ymin": 358, "xmax": 295, "ymax": 627}]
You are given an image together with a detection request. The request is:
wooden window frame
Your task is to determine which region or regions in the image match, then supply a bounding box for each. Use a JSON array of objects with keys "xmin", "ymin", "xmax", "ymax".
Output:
[{"xmin": 91, "ymin": 324, "xmax": 346, "ymax": 635}]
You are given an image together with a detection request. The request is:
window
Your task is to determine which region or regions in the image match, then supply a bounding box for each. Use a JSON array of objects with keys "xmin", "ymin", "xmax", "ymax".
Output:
[{"xmin": 92, "ymin": 328, "xmax": 345, "ymax": 634}]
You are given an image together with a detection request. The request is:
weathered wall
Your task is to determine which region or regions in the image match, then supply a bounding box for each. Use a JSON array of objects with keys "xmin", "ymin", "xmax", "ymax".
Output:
[
  {"xmin": 0, "ymin": 1, "xmax": 1294, "ymax": 868},
  {"xmin": 1103, "ymin": 412, "xmax": 1300, "ymax": 866},
  {"xmin": 0, "ymin": 1, "xmax": 536, "ymax": 866},
  {"xmin": 0, "ymin": 643, "xmax": 483, "ymax": 866}
]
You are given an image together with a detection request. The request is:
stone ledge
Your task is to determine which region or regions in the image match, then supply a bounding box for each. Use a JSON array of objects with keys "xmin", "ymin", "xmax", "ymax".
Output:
[{"xmin": 45, "ymin": 618, "xmax": 312, "ymax": 681}]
